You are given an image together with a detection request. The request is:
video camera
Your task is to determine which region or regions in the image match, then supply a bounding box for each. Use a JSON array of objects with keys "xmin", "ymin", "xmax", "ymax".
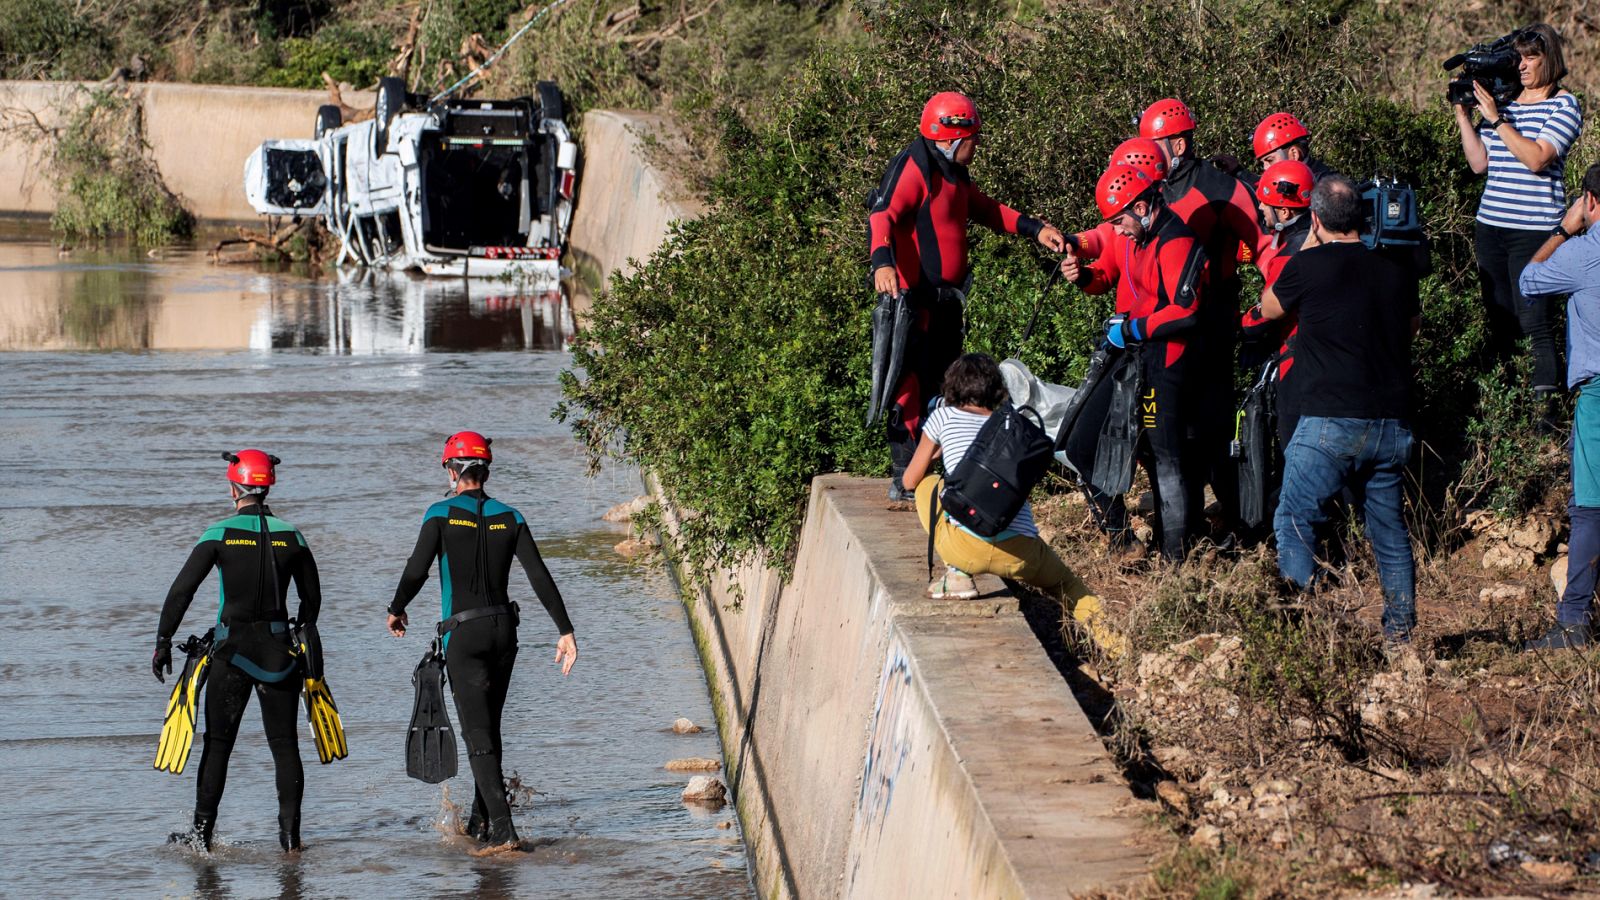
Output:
[
  {"xmin": 1443, "ymin": 32, "xmax": 1523, "ymax": 110},
  {"xmin": 1359, "ymin": 177, "xmax": 1432, "ymax": 278}
]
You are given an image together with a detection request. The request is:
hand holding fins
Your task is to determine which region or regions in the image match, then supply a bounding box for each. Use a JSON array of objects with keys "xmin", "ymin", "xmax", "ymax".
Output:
[
  {"xmin": 406, "ymin": 642, "xmax": 458, "ymax": 784},
  {"xmin": 293, "ymin": 623, "xmax": 348, "ymax": 764},
  {"xmin": 154, "ymin": 631, "xmax": 214, "ymax": 775}
]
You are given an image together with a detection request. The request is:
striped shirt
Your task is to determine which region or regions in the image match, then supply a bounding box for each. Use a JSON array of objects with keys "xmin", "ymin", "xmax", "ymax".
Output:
[
  {"xmin": 926, "ymin": 404, "xmax": 1039, "ymax": 539},
  {"xmin": 1476, "ymin": 93, "xmax": 1582, "ymax": 230}
]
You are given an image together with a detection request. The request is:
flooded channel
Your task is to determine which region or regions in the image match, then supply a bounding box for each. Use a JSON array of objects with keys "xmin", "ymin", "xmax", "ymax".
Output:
[{"xmin": 0, "ymin": 223, "xmax": 750, "ymax": 897}]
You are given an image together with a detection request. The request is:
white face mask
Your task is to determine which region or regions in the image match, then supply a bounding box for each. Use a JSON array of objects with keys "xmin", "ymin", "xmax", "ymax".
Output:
[{"xmin": 936, "ymin": 138, "xmax": 962, "ymax": 161}]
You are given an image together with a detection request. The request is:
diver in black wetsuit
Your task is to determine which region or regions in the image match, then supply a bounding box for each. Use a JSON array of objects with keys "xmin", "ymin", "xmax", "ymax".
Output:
[
  {"xmin": 156, "ymin": 450, "xmax": 322, "ymax": 852},
  {"xmin": 386, "ymin": 431, "xmax": 578, "ymax": 850}
]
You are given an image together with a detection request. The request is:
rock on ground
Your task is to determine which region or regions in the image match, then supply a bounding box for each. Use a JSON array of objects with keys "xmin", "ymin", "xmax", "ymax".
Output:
[
  {"xmin": 603, "ymin": 495, "xmax": 651, "ymax": 523},
  {"xmin": 1482, "ymin": 543, "xmax": 1535, "ymax": 572},
  {"xmin": 665, "ymin": 757, "xmax": 722, "ymax": 772},
  {"xmin": 1477, "ymin": 582, "xmax": 1530, "ymax": 604},
  {"xmin": 682, "ymin": 775, "xmax": 727, "ymax": 804},
  {"xmin": 614, "ymin": 536, "xmax": 659, "ymax": 558},
  {"xmin": 1552, "ymin": 555, "xmax": 1569, "ymax": 597}
]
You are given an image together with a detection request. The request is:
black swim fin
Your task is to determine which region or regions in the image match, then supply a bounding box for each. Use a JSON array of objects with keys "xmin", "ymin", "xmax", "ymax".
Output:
[
  {"xmin": 1233, "ymin": 359, "xmax": 1278, "ymax": 529},
  {"xmin": 865, "ymin": 292, "xmax": 895, "ymax": 425},
  {"xmin": 1053, "ymin": 345, "xmax": 1115, "ymax": 458},
  {"xmin": 1090, "ymin": 350, "xmax": 1142, "ymax": 497},
  {"xmin": 406, "ymin": 642, "xmax": 458, "ymax": 784},
  {"xmin": 875, "ymin": 292, "xmax": 914, "ymax": 421}
]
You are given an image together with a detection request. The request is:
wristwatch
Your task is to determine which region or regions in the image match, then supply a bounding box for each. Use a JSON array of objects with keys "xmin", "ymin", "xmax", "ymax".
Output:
[
  {"xmin": 1553, "ymin": 224, "xmax": 1574, "ymax": 239},
  {"xmin": 1484, "ymin": 117, "xmax": 1505, "ymax": 131}
]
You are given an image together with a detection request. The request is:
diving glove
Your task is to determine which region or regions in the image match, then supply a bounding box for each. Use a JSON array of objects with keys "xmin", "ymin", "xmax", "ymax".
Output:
[{"xmin": 1105, "ymin": 313, "xmax": 1139, "ymax": 349}]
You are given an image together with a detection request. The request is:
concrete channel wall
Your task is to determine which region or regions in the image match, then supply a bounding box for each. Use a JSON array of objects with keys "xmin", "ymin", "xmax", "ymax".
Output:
[
  {"xmin": 0, "ymin": 81, "xmax": 350, "ymax": 222},
  {"xmin": 566, "ymin": 110, "xmax": 704, "ymax": 300},
  {"xmin": 662, "ymin": 476, "xmax": 1150, "ymax": 899}
]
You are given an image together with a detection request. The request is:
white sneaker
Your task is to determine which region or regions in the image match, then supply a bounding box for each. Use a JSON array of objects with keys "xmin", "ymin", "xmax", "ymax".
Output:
[{"xmin": 926, "ymin": 567, "xmax": 978, "ymax": 600}]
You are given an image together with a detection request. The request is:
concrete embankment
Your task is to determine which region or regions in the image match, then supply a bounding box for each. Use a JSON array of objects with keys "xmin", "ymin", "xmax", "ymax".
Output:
[
  {"xmin": 566, "ymin": 110, "xmax": 704, "ymax": 302},
  {"xmin": 661, "ymin": 476, "xmax": 1151, "ymax": 898},
  {"xmin": 0, "ymin": 81, "xmax": 352, "ymax": 222}
]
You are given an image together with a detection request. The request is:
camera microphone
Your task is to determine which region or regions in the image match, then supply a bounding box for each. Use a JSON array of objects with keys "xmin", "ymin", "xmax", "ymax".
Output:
[{"xmin": 1442, "ymin": 52, "xmax": 1467, "ymax": 71}]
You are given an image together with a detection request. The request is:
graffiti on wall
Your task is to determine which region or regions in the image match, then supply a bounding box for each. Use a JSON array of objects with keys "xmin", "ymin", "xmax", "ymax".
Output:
[{"xmin": 856, "ymin": 637, "xmax": 914, "ymax": 833}]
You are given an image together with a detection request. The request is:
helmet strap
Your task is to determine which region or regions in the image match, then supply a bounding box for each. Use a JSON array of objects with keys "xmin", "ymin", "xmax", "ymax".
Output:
[
  {"xmin": 1274, "ymin": 212, "xmax": 1304, "ymax": 233},
  {"xmin": 936, "ymin": 138, "xmax": 960, "ymax": 161}
]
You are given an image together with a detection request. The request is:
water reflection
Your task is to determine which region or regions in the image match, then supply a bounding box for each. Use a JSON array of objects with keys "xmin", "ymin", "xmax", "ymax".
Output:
[{"xmin": 0, "ymin": 224, "xmax": 574, "ymax": 352}]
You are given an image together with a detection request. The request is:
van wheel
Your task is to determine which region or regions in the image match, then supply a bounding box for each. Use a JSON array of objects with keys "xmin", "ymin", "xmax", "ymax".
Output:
[
  {"xmin": 535, "ymin": 81, "xmax": 564, "ymax": 122},
  {"xmin": 314, "ymin": 104, "xmax": 342, "ymax": 139},
  {"xmin": 374, "ymin": 76, "xmax": 408, "ymax": 152}
]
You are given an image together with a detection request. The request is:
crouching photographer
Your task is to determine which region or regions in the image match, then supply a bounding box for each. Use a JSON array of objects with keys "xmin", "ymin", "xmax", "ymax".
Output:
[{"xmin": 1452, "ymin": 23, "xmax": 1582, "ymax": 416}]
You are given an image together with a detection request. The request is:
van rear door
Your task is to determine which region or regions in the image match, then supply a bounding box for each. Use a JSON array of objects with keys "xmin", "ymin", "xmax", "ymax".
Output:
[{"xmin": 244, "ymin": 140, "xmax": 327, "ymax": 216}]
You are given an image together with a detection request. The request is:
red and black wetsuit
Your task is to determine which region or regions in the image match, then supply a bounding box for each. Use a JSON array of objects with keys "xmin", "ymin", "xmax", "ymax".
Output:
[
  {"xmin": 1161, "ymin": 155, "xmax": 1262, "ymax": 533},
  {"xmin": 1241, "ymin": 215, "xmax": 1312, "ymax": 447},
  {"xmin": 867, "ymin": 137, "xmax": 1044, "ymax": 468},
  {"xmin": 1062, "ymin": 211, "xmax": 1210, "ymax": 561}
]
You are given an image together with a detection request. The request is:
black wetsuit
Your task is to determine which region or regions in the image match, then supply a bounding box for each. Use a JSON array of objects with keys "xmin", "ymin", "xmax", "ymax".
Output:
[
  {"xmin": 160, "ymin": 500, "xmax": 321, "ymax": 841},
  {"xmin": 1066, "ymin": 210, "xmax": 1211, "ymax": 561},
  {"xmin": 389, "ymin": 489, "xmax": 573, "ymax": 837}
]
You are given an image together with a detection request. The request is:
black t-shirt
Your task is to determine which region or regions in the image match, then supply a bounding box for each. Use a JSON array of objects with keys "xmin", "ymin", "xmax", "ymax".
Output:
[{"xmin": 1273, "ymin": 241, "xmax": 1418, "ymax": 420}]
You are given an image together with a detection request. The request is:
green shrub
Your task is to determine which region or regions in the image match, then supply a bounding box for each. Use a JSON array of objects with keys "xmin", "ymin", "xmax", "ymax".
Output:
[
  {"xmin": 0, "ymin": 0, "xmax": 110, "ymax": 79},
  {"xmin": 46, "ymin": 88, "xmax": 195, "ymax": 246},
  {"xmin": 563, "ymin": 0, "xmax": 1459, "ymax": 577},
  {"xmin": 258, "ymin": 22, "xmax": 392, "ymax": 89}
]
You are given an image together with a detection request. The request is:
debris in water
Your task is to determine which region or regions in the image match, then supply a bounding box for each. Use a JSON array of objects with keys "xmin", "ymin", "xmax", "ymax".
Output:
[
  {"xmin": 615, "ymin": 536, "xmax": 659, "ymax": 559},
  {"xmin": 672, "ymin": 717, "xmax": 702, "ymax": 734},
  {"xmin": 682, "ymin": 776, "xmax": 727, "ymax": 804},
  {"xmin": 603, "ymin": 496, "xmax": 651, "ymax": 523},
  {"xmin": 665, "ymin": 757, "xmax": 721, "ymax": 772}
]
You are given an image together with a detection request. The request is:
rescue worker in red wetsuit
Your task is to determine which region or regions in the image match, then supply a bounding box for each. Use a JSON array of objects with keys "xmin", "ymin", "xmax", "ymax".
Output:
[
  {"xmin": 1240, "ymin": 159, "xmax": 1316, "ymax": 448},
  {"xmin": 1058, "ymin": 164, "xmax": 1210, "ymax": 561},
  {"xmin": 868, "ymin": 91, "xmax": 1067, "ymax": 499},
  {"xmin": 1138, "ymin": 98, "xmax": 1262, "ymax": 538},
  {"xmin": 1227, "ymin": 112, "xmax": 1339, "ymax": 190}
]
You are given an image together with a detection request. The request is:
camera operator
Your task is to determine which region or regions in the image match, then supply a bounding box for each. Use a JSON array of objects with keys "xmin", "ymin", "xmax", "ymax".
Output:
[
  {"xmin": 1454, "ymin": 23, "xmax": 1582, "ymax": 417},
  {"xmin": 1258, "ymin": 176, "xmax": 1422, "ymax": 646},
  {"xmin": 1519, "ymin": 163, "xmax": 1600, "ymax": 650}
]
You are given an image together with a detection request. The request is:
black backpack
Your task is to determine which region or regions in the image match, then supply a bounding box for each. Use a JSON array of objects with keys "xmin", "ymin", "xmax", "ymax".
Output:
[{"xmin": 928, "ymin": 402, "xmax": 1055, "ymax": 573}]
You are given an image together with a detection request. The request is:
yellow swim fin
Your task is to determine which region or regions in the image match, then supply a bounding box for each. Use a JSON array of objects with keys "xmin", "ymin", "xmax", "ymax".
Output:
[
  {"xmin": 303, "ymin": 676, "xmax": 348, "ymax": 764},
  {"xmin": 293, "ymin": 622, "xmax": 348, "ymax": 764},
  {"xmin": 154, "ymin": 633, "xmax": 213, "ymax": 775}
]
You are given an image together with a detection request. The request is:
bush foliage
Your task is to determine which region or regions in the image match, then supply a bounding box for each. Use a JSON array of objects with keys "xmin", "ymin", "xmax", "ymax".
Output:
[
  {"xmin": 561, "ymin": 0, "xmax": 1596, "ymax": 580},
  {"xmin": 44, "ymin": 88, "xmax": 195, "ymax": 246}
]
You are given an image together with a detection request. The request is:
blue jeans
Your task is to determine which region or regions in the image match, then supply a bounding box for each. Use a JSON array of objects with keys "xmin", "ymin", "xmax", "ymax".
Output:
[
  {"xmin": 1560, "ymin": 387, "xmax": 1600, "ymax": 625},
  {"xmin": 1275, "ymin": 416, "xmax": 1416, "ymax": 639}
]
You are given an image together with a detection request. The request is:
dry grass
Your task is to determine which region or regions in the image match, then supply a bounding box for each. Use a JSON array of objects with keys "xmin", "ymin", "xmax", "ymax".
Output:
[{"xmin": 1033, "ymin": 481, "xmax": 1600, "ymax": 897}]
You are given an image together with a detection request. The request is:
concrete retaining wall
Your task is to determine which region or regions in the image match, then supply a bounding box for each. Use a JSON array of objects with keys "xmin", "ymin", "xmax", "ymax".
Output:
[
  {"xmin": 566, "ymin": 110, "xmax": 704, "ymax": 305},
  {"xmin": 0, "ymin": 81, "xmax": 352, "ymax": 222},
  {"xmin": 663, "ymin": 476, "xmax": 1150, "ymax": 899}
]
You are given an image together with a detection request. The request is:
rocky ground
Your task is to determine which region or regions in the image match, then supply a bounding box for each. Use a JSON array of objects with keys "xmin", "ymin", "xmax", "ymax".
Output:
[{"xmin": 1031, "ymin": 487, "xmax": 1600, "ymax": 898}]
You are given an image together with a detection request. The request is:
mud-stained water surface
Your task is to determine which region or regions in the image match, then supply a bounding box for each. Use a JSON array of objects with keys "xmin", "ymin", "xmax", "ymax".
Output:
[{"xmin": 0, "ymin": 225, "xmax": 750, "ymax": 898}]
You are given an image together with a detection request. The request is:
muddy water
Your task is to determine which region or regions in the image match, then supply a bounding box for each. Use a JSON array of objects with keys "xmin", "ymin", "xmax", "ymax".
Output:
[{"xmin": 0, "ymin": 224, "xmax": 749, "ymax": 897}]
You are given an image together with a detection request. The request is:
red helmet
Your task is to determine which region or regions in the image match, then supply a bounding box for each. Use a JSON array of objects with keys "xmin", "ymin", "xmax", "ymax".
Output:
[
  {"xmin": 441, "ymin": 431, "xmax": 493, "ymax": 466},
  {"xmin": 223, "ymin": 449, "xmax": 278, "ymax": 488},
  {"xmin": 1108, "ymin": 137, "xmax": 1169, "ymax": 182},
  {"xmin": 1138, "ymin": 98, "xmax": 1196, "ymax": 140},
  {"xmin": 1256, "ymin": 160, "xmax": 1315, "ymax": 209},
  {"xmin": 920, "ymin": 92, "xmax": 980, "ymax": 141},
  {"xmin": 1253, "ymin": 112, "xmax": 1310, "ymax": 159},
  {"xmin": 1096, "ymin": 164, "xmax": 1156, "ymax": 220}
]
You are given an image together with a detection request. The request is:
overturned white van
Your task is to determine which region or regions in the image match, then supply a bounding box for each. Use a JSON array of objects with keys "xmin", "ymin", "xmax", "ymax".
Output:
[{"xmin": 245, "ymin": 78, "xmax": 577, "ymax": 282}]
